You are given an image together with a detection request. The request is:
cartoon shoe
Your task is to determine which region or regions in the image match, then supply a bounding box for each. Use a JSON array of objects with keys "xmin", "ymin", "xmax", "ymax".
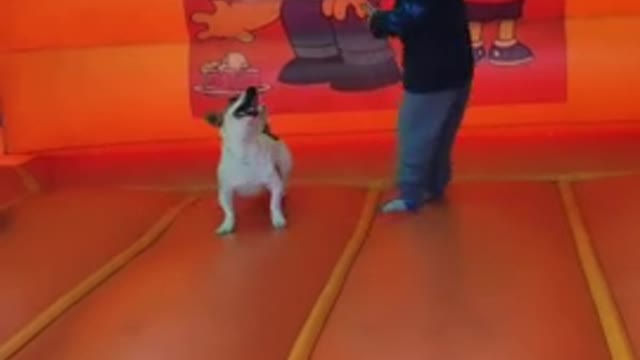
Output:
[
  {"xmin": 472, "ymin": 43, "xmax": 486, "ymax": 63},
  {"xmin": 488, "ymin": 41, "xmax": 534, "ymax": 66}
]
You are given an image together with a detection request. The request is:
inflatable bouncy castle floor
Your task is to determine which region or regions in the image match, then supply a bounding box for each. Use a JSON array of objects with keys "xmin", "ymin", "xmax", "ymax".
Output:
[{"xmin": 2, "ymin": 0, "xmax": 640, "ymax": 359}]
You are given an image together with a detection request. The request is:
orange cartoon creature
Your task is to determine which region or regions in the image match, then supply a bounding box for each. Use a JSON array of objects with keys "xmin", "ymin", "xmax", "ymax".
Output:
[
  {"xmin": 191, "ymin": 0, "xmax": 401, "ymax": 91},
  {"xmin": 465, "ymin": 0, "xmax": 534, "ymax": 66}
]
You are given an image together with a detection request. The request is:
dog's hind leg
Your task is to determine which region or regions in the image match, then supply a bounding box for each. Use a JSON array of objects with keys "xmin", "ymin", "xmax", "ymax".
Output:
[
  {"xmin": 216, "ymin": 185, "xmax": 235, "ymax": 235},
  {"xmin": 276, "ymin": 144, "xmax": 293, "ymax": 194},
  {"xmin": 268, "ymin": 179, "xmax": 287, "ymax": 229}
]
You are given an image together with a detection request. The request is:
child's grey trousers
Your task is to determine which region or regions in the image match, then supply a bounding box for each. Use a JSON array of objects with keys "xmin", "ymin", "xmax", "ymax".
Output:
[{"xmin": 396, "ymin": 83, "xmax": 472, "ymax": 202}]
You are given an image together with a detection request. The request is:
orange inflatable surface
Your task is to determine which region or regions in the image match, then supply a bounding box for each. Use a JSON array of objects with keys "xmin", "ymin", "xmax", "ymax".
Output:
[
  {"xmin": 1, "ymin": 0, "xmax": 640, "ymax": 153},
  {"xmin": 2, "ymin": 1, "xmax": 640, "ymax": 358}
]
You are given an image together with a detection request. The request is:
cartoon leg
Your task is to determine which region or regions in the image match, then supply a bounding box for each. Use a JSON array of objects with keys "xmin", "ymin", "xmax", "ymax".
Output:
[
  {"xmin": 330, "ymin": 4, "xmax": 401, "ymax": 91},
  {"xmin": 489, "ymin": 16, "xmax": 534, "ymax": 66},
  {"xmin": 279, "ymin": 0, "xmax": 342, "ymax": 85},
  {"xmin": 468, "ymin": 21, "xmax": 486, "ymax": 63},
  {"xmin": 466, "ymin": 2, "xmax": 493, "ymax": 63}
]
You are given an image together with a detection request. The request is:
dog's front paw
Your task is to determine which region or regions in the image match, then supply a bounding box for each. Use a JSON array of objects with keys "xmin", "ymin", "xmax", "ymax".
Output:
[
  {"xmin": 216, "ymin": 220, "xmax": 235, "ymax": 236},
  {"xmin": 271, "ymin": 212, "xmax": 287, "ymax": 229}
]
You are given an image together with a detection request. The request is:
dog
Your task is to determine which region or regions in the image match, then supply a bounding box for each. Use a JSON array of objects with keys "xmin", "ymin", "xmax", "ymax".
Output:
[{"xmin": 205, "ymin": 86, "xmax": 292, "ymax": 235}]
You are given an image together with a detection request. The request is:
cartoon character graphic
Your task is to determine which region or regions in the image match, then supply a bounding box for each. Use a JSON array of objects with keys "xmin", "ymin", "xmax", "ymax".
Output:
[
  {"xmin": 194, "ymin": 52, "xmax": 271, "ymax": 97},
  {"xmin": 278, "ymin": 0, "xmax": 400, "ymax": 91},
  {"xmin": 466, "ymin": 0, "xmax": 534, "ymax": 65},
  {"xmin": 191, "ymin": 0, "xmax": 281, "ymax": 43},
  {"xmin": 190, "ymin": 0, "xmax": 401, "ymax": 92}
]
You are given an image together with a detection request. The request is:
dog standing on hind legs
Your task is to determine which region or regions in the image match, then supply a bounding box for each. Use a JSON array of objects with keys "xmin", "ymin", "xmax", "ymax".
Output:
[{"xmin": 205, "ymin": 87, "xmax": 293, "ymax": 235}]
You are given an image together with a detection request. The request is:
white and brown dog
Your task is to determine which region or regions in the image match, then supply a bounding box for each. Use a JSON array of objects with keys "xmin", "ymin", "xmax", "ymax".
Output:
[{"xmin": 205, "ymin": 86, "xmax": 292, "ymax": 235}]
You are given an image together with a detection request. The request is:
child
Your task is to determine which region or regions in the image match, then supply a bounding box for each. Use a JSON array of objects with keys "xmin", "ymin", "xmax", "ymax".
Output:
[{"xmin": 363, "ymin": 0, "xmax": 475, "ymax": 213}]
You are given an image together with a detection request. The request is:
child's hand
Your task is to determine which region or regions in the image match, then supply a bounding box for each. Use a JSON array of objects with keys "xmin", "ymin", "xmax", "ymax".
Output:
[
  {"xmin": 359, "ymin": 1, "xmax": 377, "ymax": 17},
  {"xmin": 359, "ymin": 1, "xmax": 379, "ymax": 26}
]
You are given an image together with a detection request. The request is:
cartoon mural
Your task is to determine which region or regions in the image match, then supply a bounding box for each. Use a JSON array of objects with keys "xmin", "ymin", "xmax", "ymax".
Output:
[
  {"xmin": 189, "ymin": 0, "xmax": 400, "ymax": 92},
  {"xmin": 466, "ymin": 0, "xmax": 533, "ymax": 65},
  {"xmin": 190, "ymin": 0, "xmax": 281, "ymax": 43},
  {"xmin": 184, "ymin": 0, "xmax": 566, "ymax": 116},
  {"xmin": 194, "ymin": 52, "xmax": 271, "ymax": 97},
  {"xmin": 276, "ymin": 0, "xmax": 400, "ymax": 91}
]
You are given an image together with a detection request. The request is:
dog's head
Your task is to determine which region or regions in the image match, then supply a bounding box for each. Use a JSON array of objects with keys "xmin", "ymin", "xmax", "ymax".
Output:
[{"xmin": 205, "ymin": 86, "xmax": 265, "ymax": 140}]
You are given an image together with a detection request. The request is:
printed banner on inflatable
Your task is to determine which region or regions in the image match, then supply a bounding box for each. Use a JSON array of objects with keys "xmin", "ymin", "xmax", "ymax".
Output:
[{"xmin": 184, "ymin": 0, "xmax": 566, "ymax": 117}]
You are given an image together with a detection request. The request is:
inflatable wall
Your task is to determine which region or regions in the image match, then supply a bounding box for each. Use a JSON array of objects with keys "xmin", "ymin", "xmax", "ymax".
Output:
[{"xmin": 1, "ymin": 0, "xmax": 639, "ymax": 153}]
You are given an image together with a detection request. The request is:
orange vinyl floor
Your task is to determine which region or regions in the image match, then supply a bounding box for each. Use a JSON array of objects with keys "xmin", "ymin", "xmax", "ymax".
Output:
[{"xmin": 1, "ymin": 126, "xmax": 640, "ymax": 359}]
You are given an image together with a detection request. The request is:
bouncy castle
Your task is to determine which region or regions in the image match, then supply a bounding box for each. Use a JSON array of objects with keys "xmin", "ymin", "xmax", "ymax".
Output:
[{"xmin": 1, "ymin": 0, "xmax": 640, "ymax": 358}]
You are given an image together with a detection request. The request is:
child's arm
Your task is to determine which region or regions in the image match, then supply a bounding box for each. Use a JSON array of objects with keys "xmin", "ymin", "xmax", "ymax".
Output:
[{"xmin": 366, "ymin": 0, "xmax": 432, "ymax": 38}]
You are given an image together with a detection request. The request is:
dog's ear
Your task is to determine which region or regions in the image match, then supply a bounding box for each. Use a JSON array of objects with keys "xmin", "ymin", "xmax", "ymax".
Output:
[{"xmin": 204, "ymin": 112, "xmax": 223, "ymax": 127}]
